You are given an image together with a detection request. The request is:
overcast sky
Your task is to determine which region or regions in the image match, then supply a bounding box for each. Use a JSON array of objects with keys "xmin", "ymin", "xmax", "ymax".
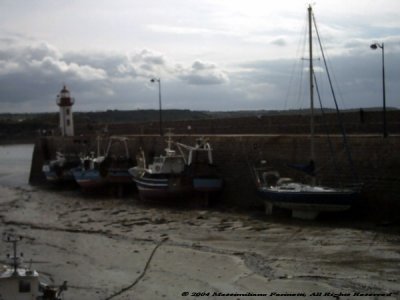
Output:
[{"xmin": 0, "ymin": 0, "xmax": 399, "ymax": 113}]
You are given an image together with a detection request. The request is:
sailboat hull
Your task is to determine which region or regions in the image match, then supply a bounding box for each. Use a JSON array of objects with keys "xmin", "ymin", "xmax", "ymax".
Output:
[{"xmin": 258, "ymin": 186, "xmax": 357, "ymax": 212}]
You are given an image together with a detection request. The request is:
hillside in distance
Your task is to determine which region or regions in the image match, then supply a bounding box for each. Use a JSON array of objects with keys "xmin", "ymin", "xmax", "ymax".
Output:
[
  {"xmin": 0, "ymin": 107, "xmax": 396, "ymax": 143},
  {"xmin": 0, "ymin": 107, "xmax": 395, "ymax": 123}
]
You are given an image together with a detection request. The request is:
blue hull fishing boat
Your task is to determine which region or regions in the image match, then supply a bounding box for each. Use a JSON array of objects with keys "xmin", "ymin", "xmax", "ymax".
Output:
[
  {"xmin": 73, "ymin": 136, "xmax": 133, "ymax": 189},
  {"xmin": 42, "ymin": 152, "xmax": 80, "ymax": 183},
  {"xmin": 176, "ymin": 139, "xmax": 223, "ymax": 195},
  {"xmin": 103, "ymin": 137, "xmax": 134, "ymax": 184},
  {"xmin": 72, "ymin": 156, "xmax": 106, "ymax": 188},
  {"xmin": 254, "ymin": 6, "xmax": 361, "ymax": 220}
]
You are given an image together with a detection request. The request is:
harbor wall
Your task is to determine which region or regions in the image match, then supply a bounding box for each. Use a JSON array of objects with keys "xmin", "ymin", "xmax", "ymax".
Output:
[{"xmin": 29, "ymin": 134, "xmax": 400, "ymax": 221}]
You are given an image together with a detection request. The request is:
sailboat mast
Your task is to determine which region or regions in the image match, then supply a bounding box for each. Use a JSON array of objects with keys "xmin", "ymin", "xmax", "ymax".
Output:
[{"xmin": 308, "ymin": 5, "xmax": 315, "ymax": 164}]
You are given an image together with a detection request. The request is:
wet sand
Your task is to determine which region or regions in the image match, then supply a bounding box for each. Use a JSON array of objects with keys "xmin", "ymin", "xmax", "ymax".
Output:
[{"xmin": 0, "ymin": 185, "xmax": 399, "ymax": 300}]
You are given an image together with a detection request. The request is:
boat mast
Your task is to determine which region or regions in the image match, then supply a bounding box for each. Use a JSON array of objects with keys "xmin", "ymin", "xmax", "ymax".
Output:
[
  {"xmin": 96, "ymin": 135, "xmax": 101, "ymax": 157},
  {"xmin": 308, "ymin": 5, "xmax": 315, "ymax": 180}
]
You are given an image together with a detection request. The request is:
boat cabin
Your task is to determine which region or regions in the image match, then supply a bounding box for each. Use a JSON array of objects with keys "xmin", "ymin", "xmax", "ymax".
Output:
[
  {"xmin": 0, "ymin": 265, "xmax": 42, "ymax": 300},
  {"xmin": 148, "ymin": 155, "xmax": 185, "ymax": 174}
]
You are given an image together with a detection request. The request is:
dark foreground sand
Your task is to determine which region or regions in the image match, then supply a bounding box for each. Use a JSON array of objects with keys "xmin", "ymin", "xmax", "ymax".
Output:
[{"xmin": 0, "ymin": 186, "xmax": 399, "ymax": 300}]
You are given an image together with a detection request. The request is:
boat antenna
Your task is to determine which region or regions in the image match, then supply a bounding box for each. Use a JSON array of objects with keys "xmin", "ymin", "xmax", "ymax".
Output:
[
  {"xmin": 97, "ymin": 135, "xmax": 101, "ymax": 157},
  {"xmin": 2, "ymin": 233, "xmax": 23, "ymax": 275},
  {"xmin": 165, "ymin": 128, "xmax": 174, "ymax": 151}
]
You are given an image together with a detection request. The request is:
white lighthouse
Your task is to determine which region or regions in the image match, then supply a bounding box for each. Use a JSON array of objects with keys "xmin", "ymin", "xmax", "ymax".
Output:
[{"xmin": 57, "ymin": 85, "xmax": 75, "ymax": 136}]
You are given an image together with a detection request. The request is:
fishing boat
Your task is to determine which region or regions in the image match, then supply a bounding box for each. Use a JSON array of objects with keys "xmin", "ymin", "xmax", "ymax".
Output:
[
  {"xmin": 129, "ymin": 132, "xmax": 190, "ymax": 200},
  {"xmin": 0, "ymin": 233, "xmax": 67, "ymax": 300},
  {"xmin": 42, "ymin": 152, "xmax": 80, "ymax": 183},
  {"xmin": 72, "ymin": 153, "xmax": 106, "ymax": 189},
  {"xmin": 254, "ymin": 6, "xmax": 361, "ymax": 220},
  {"xmin": 176, "ymin": 138, "xmax": 223, "ymax": 195},
  {"xmin": 103, "ymin": 136, "xmax": 134, "ymax": 184},
  {"xmin": 72, "ymin": 135, "xmax": 106, "ymax": 189},
  {"xmin": 73, "ymin": 136, "xmax": 133, "ymax": 189},
  {"xmin": 130, "ymin": 133, "xmax": 223, "ymax": 203}
]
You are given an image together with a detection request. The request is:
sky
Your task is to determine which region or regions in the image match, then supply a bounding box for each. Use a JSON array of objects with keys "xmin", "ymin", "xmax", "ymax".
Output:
[{"xmin": 0, "ymin": 0, "xmax": 399, "ymax": 113}]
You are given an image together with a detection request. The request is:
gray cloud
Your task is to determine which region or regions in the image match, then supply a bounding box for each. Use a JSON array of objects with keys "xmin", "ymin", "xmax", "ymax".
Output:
[
  {"xmin": 0, "ymin": 38, "xmax": 230, "ymax": 112},
  {"xmin": 271, "ymin": 38, "xmax": 287, "ymax": 46},
  {"xmin": 1, "ymin": 31, "xmax": 400, "ymax": 113},
  {"xmin": 179, "ymin": 60, "xmax": 229, "ymax": 85},
  {"xmin": 1, "ymin": 0, "xmax": 400, "ymax": 114}
]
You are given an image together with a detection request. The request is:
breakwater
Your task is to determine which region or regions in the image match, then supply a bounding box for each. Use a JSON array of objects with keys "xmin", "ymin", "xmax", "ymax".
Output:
[{"xmin": 29, "ymin": 133, "xmax": 400, "ymax": 221}]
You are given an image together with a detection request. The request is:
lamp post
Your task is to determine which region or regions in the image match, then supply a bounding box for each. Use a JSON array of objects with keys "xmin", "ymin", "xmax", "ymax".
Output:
[
  {"xmin": 370, "ymin": 42, "xmax": 387, "ymax": 138},
  {"xmin": 150, "ymin": 77, "xmax": 163, "ymax": 136}
]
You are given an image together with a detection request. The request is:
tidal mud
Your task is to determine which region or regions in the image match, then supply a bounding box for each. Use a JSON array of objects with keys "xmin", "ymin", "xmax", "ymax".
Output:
[{"xmin": 0, "ymin": 186, "xmax": 399, "ymax": 299}]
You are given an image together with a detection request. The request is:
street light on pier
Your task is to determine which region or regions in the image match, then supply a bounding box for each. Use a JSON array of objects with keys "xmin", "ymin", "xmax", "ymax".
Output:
[
  {"xmin": 150, "ymin": 77, "xmax": 163, "ymax": 136},
  {"xmin": 370, "ymin": 42, "xmax": 387, "ymax": 138}
]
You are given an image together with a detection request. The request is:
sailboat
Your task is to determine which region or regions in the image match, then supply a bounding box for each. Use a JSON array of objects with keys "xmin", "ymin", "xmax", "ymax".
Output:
[{"xmin": 254, "ymin": 5, "xmax": 361, "ymax": 220}]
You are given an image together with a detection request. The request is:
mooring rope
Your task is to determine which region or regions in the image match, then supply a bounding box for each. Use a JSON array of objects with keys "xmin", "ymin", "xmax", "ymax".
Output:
[{"xmin": 104, "ymin": 237, "xmax": 169, "ymax": 300}]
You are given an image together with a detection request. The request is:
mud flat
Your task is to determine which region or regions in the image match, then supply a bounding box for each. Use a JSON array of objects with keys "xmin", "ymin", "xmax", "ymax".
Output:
[{"xmin": 0, "ymin": 186, "xmax": 399, "ymax": 300}]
